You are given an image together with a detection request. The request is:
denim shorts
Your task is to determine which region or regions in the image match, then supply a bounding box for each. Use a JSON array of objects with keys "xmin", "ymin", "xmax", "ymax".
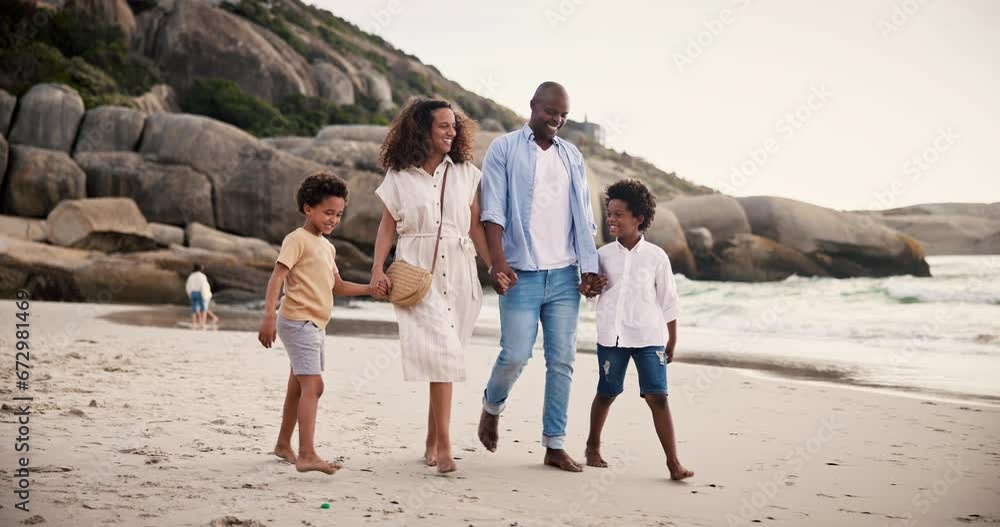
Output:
[
  {"xmin": 596, "ymin": 344, "xmax": 668, "ymax": 397},
  {"xmin": 189, "ymin": 291, "xmax": 206, "ymax": 313}
]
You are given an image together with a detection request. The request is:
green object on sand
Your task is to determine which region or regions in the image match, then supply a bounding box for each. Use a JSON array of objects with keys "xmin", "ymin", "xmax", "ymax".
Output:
[{"xmin": 321, "ymin": 503, "xmax": 330, "ymax": 509}]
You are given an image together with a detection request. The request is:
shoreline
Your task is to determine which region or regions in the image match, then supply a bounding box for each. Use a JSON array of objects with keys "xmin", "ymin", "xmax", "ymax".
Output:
[{"xmin": 98, "ymin": 302, "xmax": 1000, "ymax": 406}]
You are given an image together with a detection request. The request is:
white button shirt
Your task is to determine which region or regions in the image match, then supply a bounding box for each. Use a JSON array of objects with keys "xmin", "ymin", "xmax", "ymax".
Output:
[{"xmin": 595, "ymin": 237, "xmax": 680, "ymax": 348}]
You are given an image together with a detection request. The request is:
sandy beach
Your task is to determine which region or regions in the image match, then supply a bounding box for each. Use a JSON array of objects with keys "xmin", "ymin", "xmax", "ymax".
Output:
[{"xmin": 1, "ymin": 300, "xmax": 998, "ymax": 527}]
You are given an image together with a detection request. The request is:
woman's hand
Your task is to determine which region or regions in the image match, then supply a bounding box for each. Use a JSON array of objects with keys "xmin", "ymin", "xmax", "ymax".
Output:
[{"xmin": 370, "ymin": 268, "xmax": 392, "ymax": 299}]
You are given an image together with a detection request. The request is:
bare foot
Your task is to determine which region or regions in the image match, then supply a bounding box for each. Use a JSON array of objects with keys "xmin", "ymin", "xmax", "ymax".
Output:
[
  {"xmin": 478, "ymin": 410, "xmax": 499, "ymax": 452},
  {"xmin": 272, "ymin": 443, "xmax": 297, "ymax": 464},
  {"xmin": 423, "ymin": 445, "xmax": 437, "ymax": 467},
  {"xmin": 544, "ymin": 448, "xmax": 583, "ymax": 473},
  {"xmin": 436, "ymin": 452, "xmax": 457, "ymax": 474},
  {"xmin": 668, "ymin": 460, "xmax": 694, "ymax": 481},
  {"xmin": 584, "ymin": 446, "xmax": 607, "ymax": 468},
  {"xmin": 296, "ymin": 454, "xmax": 343, "ymax": 475}
]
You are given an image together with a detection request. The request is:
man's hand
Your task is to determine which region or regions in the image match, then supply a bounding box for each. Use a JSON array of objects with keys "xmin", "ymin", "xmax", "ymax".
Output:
[
  {"xmin": 258, "ymin": 314, "xmax": 277, "ymax": 348},
  {"xmin": 666, "ymin": 339, "xmax": 677, "ymax": 364},
  {"xmin": 580, "ymin": 273, "xmax": 607, "ymax": 298},
  {"xmin": 489, "ymin": 261, "xmax": 517, "ymax": 295}
]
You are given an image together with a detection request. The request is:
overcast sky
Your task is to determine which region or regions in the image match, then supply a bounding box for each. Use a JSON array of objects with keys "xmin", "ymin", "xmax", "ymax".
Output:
[{"xmin": 312, "ymin": 0, "xmax": 998, "ymax": 210}]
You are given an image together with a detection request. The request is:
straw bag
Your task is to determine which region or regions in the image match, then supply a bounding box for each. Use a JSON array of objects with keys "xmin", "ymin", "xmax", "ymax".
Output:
[{"xmin": 385, "ymin": 164, "xmax": 449, "ymax": 307}]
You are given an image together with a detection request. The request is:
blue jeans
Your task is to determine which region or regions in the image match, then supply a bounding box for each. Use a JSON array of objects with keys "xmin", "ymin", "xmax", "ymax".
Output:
[
  {"xmin": 483, "ymin": 265, "xmax": 581, "ymax": 449},
  {"xmin": 596, "ymin": 344, "xmax": 668, "ymax": 397},
  {"xmin": 189, "ymin": 291, "xmax": 206, "ymax": 313}
]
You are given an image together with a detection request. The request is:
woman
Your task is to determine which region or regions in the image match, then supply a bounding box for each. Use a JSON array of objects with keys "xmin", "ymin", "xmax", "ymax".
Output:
[{"xmin": 370, "ymin": 99, "xmax": 495, "ymax": 473}]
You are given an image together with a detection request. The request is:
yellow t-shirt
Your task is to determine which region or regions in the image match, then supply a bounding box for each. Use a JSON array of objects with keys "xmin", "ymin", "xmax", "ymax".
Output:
[{"xmin": 276, "ymin": 228, "xmax": 339, "ymax": 328}]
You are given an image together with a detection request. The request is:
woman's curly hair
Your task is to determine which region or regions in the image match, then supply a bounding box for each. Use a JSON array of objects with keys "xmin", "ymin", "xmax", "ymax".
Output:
[
  {"xmin": 379, "ymin": 98, "xmax": 477, "ymax": 172},
  {"xmin": 297, "ymin": 172, "xmax": 349, "ymax": 214},
  {"xmin": 606, "ymin": 178, "xmax": 657, "ymax": 231}
]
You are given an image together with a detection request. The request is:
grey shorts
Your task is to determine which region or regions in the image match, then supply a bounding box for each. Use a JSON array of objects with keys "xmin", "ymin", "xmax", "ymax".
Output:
[{"xmin": 277, "ymin": 314, "xmax": 326, "ymax": 375}]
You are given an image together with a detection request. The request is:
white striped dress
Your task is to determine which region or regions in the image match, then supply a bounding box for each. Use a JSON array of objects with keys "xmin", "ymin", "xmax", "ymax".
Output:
[{"xmin": 375, "ymin": 156, "xmax": 484, "ymax": 382}]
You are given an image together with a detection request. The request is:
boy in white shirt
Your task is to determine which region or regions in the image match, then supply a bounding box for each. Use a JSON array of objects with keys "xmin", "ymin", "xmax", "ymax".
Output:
[{"xmin": 583, "ymin": 179, "xmax": 694, "ymax": 481}]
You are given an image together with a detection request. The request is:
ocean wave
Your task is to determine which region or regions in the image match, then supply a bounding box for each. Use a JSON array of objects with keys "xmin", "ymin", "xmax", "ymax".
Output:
[{"xmin": 884, "ymin": 280, "xmax": 1000, "ymax": 305}]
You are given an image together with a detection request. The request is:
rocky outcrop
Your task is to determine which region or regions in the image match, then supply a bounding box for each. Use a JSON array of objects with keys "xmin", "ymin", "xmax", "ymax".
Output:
[
  {"xmin": 332, "ymin": 169, "xmax": 386, "ymax": 249},
  {"xmin": 74, "ymin": 106, "xmax": 147, "ymax": 153},
  {"xmin": 65, "ymin": 0, "xmax": 136, "ymax": 40},
  {"xmin": 76, "ymin": 151, "xmax": 215, "ymax": 227},
  {"xmin": 186, "ymin": 222, "xmax": 278, "ymax": 268},
  {"xmin": 0, "ymin": 215, "xmax": 47, "ymax": 242},
  {"xmin": 685, "ymin": 227, "xmax": 713, "ymax": 258},
  {"xmin": 138, "ymin": 112, "xmax": 328, "ymax": 242},
  {"xmin": 641, "ymin": 207, "xmax": 695, "ymax": 277},
  {"xmin": 360, "ymin": 68, "xmax": 394, "ymax": 111},
  {"xmin": 132, "ymin": 84, "xmax": 180, "ymax": 114},
  {"xmin": 2, "ymin": 145, "xmax": 86, "ymax": 218},
  {"xmin": 8, "ymin": 83, "xmax": 85, "ymax": 152},
  {"xmin": 331, "ymin": 238, "xmax": 374, "ymax": 284},
  {"xmin": 664, "ymin": 194, "xmax": 751, "ymax": 243},
  {"xmin": 700, "ymin": 234, "xmax": 829, "ymax": 282},
  {"xmin": 0, "ymin": 90, "xmax": 14, "ymax": 135},
  {"xmin": 267, "ymin": 136, "xmax": 382, "ymax": 172},
  {"xmin": 0, "ymin": 235, "xmax": 186, "ymax": 304},
  {"xmin": 873, "ymin": 213, "xmax": 1000, "ymax": 255},
  {"xmin": 150, "ymin": 222, "xmax": 184, "ymax": 247},
  {"xmin": 46, "ymin": 198, "xmax": 157, "ymax": 253},
  {"xmin": 315, "ymin": 125, "xmax": 389, "ymax": 144},
  {"xmin": 312, "ymin": 62, "xmax": 355, "ymax": 106},
  {"xmin": 0, "ymin": 134, "xmax": 7, "ymax": 187},
  {"xmin": 739, "ymin": 196, "xmax": 930, "ymax": 277},
  {"xmin": 135, "ymin": 0, "xmax": 316, "ymax": 103}
]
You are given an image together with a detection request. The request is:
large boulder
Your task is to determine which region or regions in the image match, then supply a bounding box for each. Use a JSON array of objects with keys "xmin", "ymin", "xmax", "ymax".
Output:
[
  {"xmin": 1, "ymin": 145, "xmax": 86, "ymax": 218},
  {"xmin": 0, "ymin": 89, "xmax": 15, "ymax": 135},
  {"xmin": 138, "ymin": 113, "xmax": 328, "ymax": 243},
  {"xmin": 0, "ymin": 134, "xmax": 7, "ymax": 188},
  {"xmin": 47, "ymin": 197, "xmax": 157, "ymax": 253},
  {"xmin": 360, "ymin": 68, "xmax": 394, "ymax": 111},
  {"xmin": 77, "ymin": 151, "xmax": 215, "ymax": 227},
  {"xmin": 881, "ymin": 202, "xmax": 1000, "ymax": 220},
  {"xmin": 75, "ymin": 106, "xmax": 147, "ymax": 153},
  {"xmin": 312, "ymin": 62, "xmax": 355, "ymax": 106},
  {"xmin": 685, "ymin": 227, "xmax": 713, "ymax": 258},
  {"xmin": 639, "ymin": 207, "xmax": 695, "ymax": 277},
  {"xmin": 8, "ymin": 83, "xmax": 85, "ymax": 152},
  {"xmin": 150, "ymin": 222, "xmax": 184, "ymax": 247},
  {"xmin": 270, "ymin": 137, "xmax": 382, "ymax": 172},
  {"xmin": 738, "ymin": 196, "xmax": 930, "ymax": 277},
  {"xmin": 663, "ymin": 194, "xmax": 751, "ymax": 243},
  {"xmin": 700, "ymin": 234, "xmax": 829, "ymax": 282},
  {"xmin": 65, "ymin": 0, "xmax": 136, "ymax": 40},
  {"xmin": 135, "ymin": 0, "xmax": 316, "ymax": 103},
  {"xmin": 858, "ymin": 212, "xmax": 1000, "ymax": 256},
  {"xmin": 315, "ymin": 125, "xmax": 389, "ymax": 144},
  {"xmin": 130, "ymin": 244, "xmax": 270, "ymax": 300},
  {"xmin": 331, "ymin": 238, "xmax": 374, "ymax": 284},
  {"xmin": 186, "ymin": 222, "xmax": 278, "ymax": 268},
  {"xmin": 333, "ymin": 168, "xmax": 386, "ymax": 249},
  {"xmin": 0, "ymin": 215, "xmax": 47, "ymax": 242},
  {"xmin": 132, "ymin": 84, "xmax": 179, "ymax": 114},
  {"xmin": 0, "ymin": 235, "xmax": 186, "ymax": 304}
]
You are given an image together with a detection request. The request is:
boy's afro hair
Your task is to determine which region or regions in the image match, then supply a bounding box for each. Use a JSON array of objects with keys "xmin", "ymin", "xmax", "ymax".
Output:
[
  {"xmin": 297, "ymin": 172, "xmax": 349, "ymax": 214},
  {"xmin": 605, "ymin": 178, "xmax": 656, "ymax": 231}
]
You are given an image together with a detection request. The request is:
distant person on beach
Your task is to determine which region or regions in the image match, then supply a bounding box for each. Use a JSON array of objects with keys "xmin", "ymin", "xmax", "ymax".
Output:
[
  {"xmin": 584, "ymin": 179, "xmax": 693, "ymax": 481},
  {"xmin": 370, "ymin": 99, "xmax": 495, "ymax": 473},
  {"xmin": 185, "ymin": 264, "xmax": 210, "ymax": 329},
  {"xmin": 257, "ymin": 173, "xmax": 376, "ymax": 475},
  {"xmin": 477, "ymin": 82, "xmax": 606, "ymax": 472}
]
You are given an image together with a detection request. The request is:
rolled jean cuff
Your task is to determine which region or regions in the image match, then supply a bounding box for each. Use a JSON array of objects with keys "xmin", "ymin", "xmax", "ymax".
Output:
[
  {"xmin": 482, "ymin": 397, "xmax": 504, "ymax": 416},
  {"xmin": 541, "ymin": 434, "xmax": 565, "ymax": 449}
]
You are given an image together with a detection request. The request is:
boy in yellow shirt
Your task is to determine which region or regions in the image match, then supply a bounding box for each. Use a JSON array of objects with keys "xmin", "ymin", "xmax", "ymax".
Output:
[{"xmin": 257, "ymin": 173, "xmax": 375, "ymax": 474}]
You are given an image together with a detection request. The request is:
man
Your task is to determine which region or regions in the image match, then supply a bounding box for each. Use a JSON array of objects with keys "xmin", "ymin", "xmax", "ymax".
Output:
[{"xmin": 478, "ymin": 82, "xmax": 605, "ymax": 472}]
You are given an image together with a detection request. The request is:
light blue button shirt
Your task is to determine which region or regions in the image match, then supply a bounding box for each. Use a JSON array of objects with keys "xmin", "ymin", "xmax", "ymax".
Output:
[{"xmin": 480, "ymin": 125, "xmax": 599, "ymax": 273}]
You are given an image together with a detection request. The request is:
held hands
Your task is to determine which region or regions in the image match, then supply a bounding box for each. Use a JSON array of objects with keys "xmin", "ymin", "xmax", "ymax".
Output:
[
  {"xmin": 258, "ymin": 314, "xmax": 277, "ymax": 348},
  {"xmin": 489, "ymin": 262, "xmax": 517, "ymax": 295},
  {"xmin": 579, "ymin": 273, "xmax": 608, "ymax": 298},
  {"xmin": 369, "ymin": 268, "xmax": 392, "ymax": 299}
]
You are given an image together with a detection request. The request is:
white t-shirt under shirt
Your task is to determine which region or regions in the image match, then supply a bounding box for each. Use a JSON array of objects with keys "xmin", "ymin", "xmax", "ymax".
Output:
[{"xmin": 529, "ymin": 144, "xmax": 577, "ymax": 269}]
